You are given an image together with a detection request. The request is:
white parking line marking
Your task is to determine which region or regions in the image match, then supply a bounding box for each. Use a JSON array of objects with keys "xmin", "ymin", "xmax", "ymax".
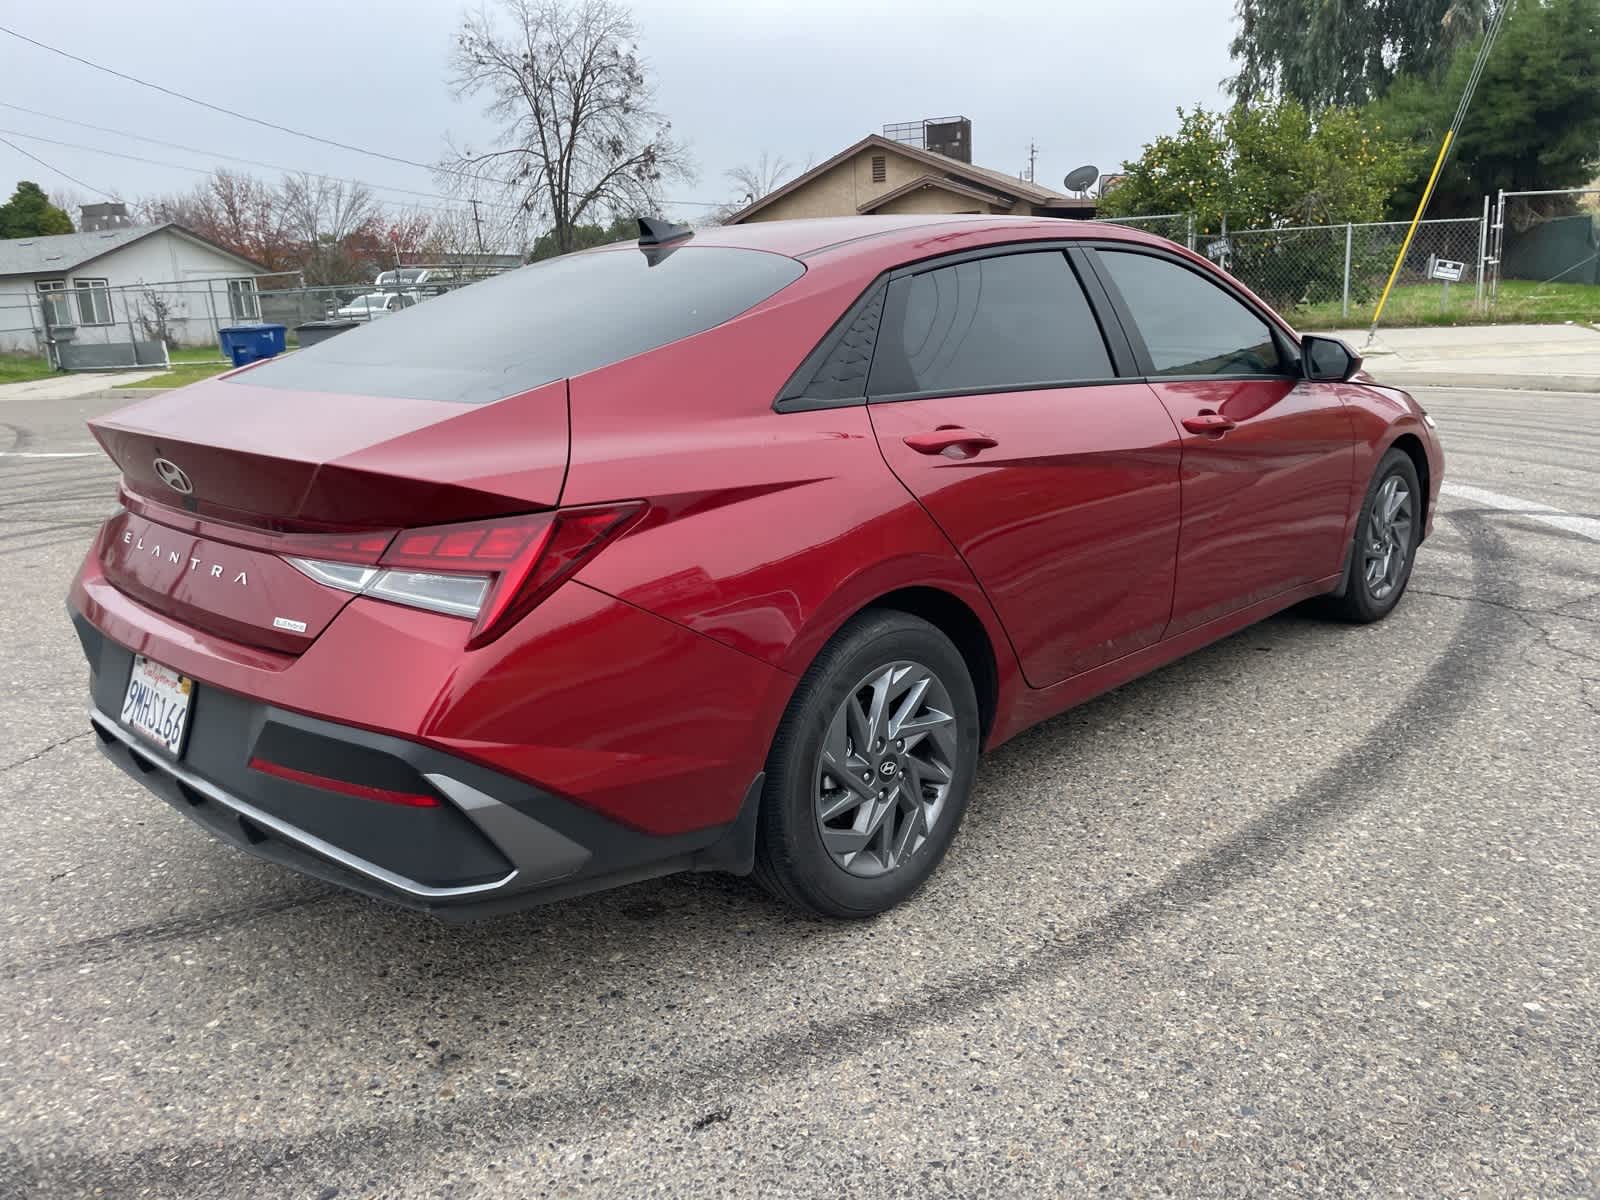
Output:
[
  {"xmin": 0, "ymin": 451, "xmax": 98, "ymax": 458},
  {"xmin": 1441, "ymin": 482, "xmax": 1600, "ymax": 542}
]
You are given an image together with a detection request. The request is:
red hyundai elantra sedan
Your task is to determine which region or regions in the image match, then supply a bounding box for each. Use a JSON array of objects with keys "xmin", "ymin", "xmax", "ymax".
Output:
[{"xmin": 69, "ymin": 214, "xmax": 1442, "ymax": 919}]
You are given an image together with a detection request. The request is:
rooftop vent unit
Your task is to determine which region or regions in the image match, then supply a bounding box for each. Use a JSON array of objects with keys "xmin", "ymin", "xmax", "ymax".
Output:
[
  {"xmin": 80, "ymin": 202, "xmax": 132, "ymax": 232},
  {"xmin": 882, "ymin": 116, "xmax": 972, "ymax": 164}
]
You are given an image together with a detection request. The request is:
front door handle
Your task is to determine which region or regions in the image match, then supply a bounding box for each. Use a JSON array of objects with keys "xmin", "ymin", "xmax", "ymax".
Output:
[
  {"xmin": 903, "ymin": 427, "xmax": 999, "ymax": 455},
  {"xmin": 1181, "ymin": 412, "xmax": 1238, "ymax": 436}
]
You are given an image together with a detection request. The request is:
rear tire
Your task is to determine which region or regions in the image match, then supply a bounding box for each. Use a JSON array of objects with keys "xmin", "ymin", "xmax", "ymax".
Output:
[
  {"xmin": 1323, "ymin": 448, "xmax": 1422, "ymax": 623},
  {"xmin": 753, "ymin": 610, "xmax": 980, "ymax": 918}
]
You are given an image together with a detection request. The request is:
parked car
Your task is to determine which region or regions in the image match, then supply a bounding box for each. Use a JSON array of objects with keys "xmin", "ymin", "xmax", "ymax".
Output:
[
  {"xmin": 375, "ymin": 268, "xmax": 433, "ymax": 289},
  {"xmin": 332, "ymin": 291, "xmax": 414, "ymax": 320},
  {"xmin": 70, "ymin": 214, "xmax": 1442, "ymax": 921}
]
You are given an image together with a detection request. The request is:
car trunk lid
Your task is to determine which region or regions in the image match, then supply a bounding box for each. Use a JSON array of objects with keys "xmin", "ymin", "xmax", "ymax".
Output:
[{"xmin": 88, "ymin": 375, "xmax": 569, "ymax": 652}]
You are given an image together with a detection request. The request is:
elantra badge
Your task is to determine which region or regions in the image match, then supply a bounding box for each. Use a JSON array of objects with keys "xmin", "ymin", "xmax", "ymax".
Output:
[{"xmin": 153, "ymin": 458, "xmax": 193, "ymax": 494}]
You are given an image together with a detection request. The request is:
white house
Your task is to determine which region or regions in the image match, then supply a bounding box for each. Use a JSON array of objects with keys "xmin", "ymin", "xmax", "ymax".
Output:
[{"xmin": 0, "ymin": 219, "xmax": 266, "ymax": 359}]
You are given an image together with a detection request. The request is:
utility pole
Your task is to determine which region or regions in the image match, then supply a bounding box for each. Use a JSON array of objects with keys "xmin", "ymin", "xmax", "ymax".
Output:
[
  {"xmin": 1025, "ymin": 141, "xmax": 1038, "ymax": 184},
  {"xmin": 469, "ymin": 197, "xmax": 485, "ymax": 258}
]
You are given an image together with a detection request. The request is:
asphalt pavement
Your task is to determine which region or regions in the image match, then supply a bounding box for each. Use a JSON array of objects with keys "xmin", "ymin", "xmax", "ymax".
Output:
[{"xmin": 1, "ymin": 385, "xmax": 1596, "ymax": 1199}]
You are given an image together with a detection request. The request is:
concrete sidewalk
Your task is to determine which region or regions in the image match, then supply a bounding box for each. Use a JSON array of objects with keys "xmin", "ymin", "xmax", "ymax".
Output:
[
  {"xmin": 0, "ymin": 369, "xmax": 162, "ymax": 404},
  {"xmin": 1327, "ymin": 322, "xmax": 1600, "ymax": 392}
]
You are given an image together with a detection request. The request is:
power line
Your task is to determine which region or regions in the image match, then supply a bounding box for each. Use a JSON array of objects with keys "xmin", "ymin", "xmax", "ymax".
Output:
[
  {"xmin": 0, "ymin": 131, "xmax": 115, "ymax": 199},
  {"xmin": 0, "ymin": 103, "xmax": 482, "ymax": 206},
  {"xmin": 1367, "ymin": 0, "xmax": 1516, "ymax": 336},
  {"xmin": 0, "ymin": 125, "xmax": 512, "ymax": 219},
  {"xmin": 0, "ymin": 21, "xmax": 456, "ymax": 179},
  {"xmin": 0, "ymin": 24, "xmax": 727, "ymax": 209}
]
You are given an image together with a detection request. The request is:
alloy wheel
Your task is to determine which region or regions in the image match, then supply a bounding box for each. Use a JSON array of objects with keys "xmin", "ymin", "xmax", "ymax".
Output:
[
  {"xmin": 813, "ymin": 660, "xmax": 959, "ymax": 878},
  {"xmin": 1363, "ymin": 474, "xmax": 1414, "ymax": 601}
]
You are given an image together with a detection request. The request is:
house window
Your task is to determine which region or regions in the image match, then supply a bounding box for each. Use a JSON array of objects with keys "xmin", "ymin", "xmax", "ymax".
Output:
[
  {"xmin": 871, "ymin": 155, "xmax": 887, "ymax": 183},
  {"xmin": 35, "ymin": 279, "xmax": 72, "ymax": 327},
  {"xmin": 228, "ymin": 278, "xmax": 260, "ymax": 321},
  {"xmin": 73, "ymin": 278, "xmax": 114, "ymax": 325}
]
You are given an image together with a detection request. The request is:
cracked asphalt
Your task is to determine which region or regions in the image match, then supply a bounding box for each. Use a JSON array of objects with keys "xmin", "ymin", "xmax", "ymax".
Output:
[{"xmin": 1, "ymin": 385, "xmax": 1596, "ymax": 1198}]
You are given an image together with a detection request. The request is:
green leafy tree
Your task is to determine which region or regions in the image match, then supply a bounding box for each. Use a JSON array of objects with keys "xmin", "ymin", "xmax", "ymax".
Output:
[
  {"xmin": 1100, "ymin": 99, "xmax": 1411, "ymax": 233},
  {"xmin": 527, "ymin": 213, "xmax": 639, "ymax": 260},
  {"xmin": 1371, "ymin": 0, "xmax": 1600, "ymax": 216},
  {"xmin": 1229, "ymin": 0, "xmax": 1488, "ymax": 106},
  {"xmin": 0, "ymin": 180, "xmax": 75, "ymax": 238}
]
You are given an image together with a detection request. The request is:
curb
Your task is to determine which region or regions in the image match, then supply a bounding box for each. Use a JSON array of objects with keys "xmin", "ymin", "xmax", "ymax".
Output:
[
  {"xmin": 1369, "ymin": 370, "xmax": 1600, "ymax": 394},
  {"xmin": 93, "ymin": 387, "xmax": 173, "ymax": 399}
]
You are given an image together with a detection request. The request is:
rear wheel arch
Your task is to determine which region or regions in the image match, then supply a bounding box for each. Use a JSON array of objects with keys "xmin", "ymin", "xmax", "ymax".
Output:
[{"xmin": 832, "ymin": 586, "xmax": 1000, "ymax": 747}]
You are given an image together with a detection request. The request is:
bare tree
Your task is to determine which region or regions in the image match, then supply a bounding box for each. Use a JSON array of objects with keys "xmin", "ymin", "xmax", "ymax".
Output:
[
  {"xmin": 143, "ymin": 169, "xmax": 292, "ymax": 271},
  {"xmin": 426, "ymin": 201, "xmax": 533, "ymax": 264},
  {"xmin": 280, "ymin": 173, "xmax": 383, "ymax": 284},
  {"xmin": 280, "ymin": 173, "xmax": 380, "ymax": 247},
  {"xmin": 444, "ymin": 0, "xmax": 694, "ymax": 255},
  {"xmin": 724, "ymin": 152, "xmax": 793, "ymax": 207}
]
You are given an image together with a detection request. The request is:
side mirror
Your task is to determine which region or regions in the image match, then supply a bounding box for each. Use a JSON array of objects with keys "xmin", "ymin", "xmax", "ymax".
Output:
[{"xmin": 1301, "ymin": 334, "xmax": 1362, "ymax": 382}]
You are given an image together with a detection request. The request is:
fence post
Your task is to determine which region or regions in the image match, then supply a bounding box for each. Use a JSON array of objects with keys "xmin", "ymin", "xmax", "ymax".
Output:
[
  {"xmin": 203, "ymin": 282, "xmax": 219, "ymax": 350},
  {"xmin": 1475, "ymin": 195, "xmax": 1490, "ymax": 312},
  {"xmin": 1186, "ymin": 214, "xmax": 1196, "ymax": 252},
  {"xmin": 124, "ymin": 286, "xmax": 138, "ymax": 367},
  {"xmin": 1341, "ymin": 223, "xmax": 1354, "ymax": 320},
  {"xmin": 1490, "ymin": 188, "xmax": 1505, "ymax": 302}
]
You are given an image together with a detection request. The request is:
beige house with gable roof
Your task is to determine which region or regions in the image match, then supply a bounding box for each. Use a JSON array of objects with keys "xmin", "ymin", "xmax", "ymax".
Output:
[{"xmin": 727, "ymin": 120, "xmax": 1096, "ymax": 225}]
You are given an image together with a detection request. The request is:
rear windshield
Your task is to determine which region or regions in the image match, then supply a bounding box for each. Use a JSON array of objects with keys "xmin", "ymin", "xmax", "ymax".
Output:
[{"xmin": 241, "ymin": 245, "xmax": 804, "ymax": 404}]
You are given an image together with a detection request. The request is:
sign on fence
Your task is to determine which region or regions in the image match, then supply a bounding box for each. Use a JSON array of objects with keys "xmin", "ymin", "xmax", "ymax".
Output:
[{"xmin": 1429, "ymin": 257, "xmax": 1466, "ymax": 282}]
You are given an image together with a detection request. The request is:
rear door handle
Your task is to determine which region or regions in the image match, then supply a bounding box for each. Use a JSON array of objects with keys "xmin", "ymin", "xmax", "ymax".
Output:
[
  {"xmin": 903, "ymin": 427, "xmax": 999, "ymax": 455},
  {"xmin": 1181, "ymin": 412, "xmax": 1237, "ymax": 435}
]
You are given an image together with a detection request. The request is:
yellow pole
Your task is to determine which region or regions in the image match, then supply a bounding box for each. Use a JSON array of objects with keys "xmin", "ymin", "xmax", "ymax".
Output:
[{"xmin": 1369, "ymin": 129, "xmax": 1454, "ymax": 335}]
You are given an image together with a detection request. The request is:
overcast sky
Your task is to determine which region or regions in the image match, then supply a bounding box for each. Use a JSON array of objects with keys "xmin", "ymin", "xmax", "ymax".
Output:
[{"xmin": 1, "ymin": 0, "xmax": 1237, "ymax": 227}]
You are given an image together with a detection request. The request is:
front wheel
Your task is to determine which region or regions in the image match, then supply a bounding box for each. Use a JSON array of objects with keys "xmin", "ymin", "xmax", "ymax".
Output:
[
  {"xmin": 753, "ymin": 610, "xmax": 980, "ymax": 918},
  {"xmin": 1324, "ymin": 447, "xmax": 1423, "ymax": 623}
]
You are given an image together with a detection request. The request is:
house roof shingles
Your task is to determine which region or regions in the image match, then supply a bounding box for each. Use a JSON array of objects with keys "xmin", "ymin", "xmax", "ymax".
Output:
[
  {"xmin": 730, "ymin": 134, "xmax": 1091, "ymax": 224},
  {"xmin": 0, "ymin": 223, "xmax": 264, "ymax": 279}
]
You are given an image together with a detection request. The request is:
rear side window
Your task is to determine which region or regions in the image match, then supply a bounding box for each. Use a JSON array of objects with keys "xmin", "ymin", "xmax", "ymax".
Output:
[
  {"xmin": 240, "ymin": 246, "xmax": 804, "ymax": 404},
  {"xmin": 1096, "ymin": 250, "xmax": 1283, "ymax": 377},
  {"xmin": 868, "ymin": 251, "xmax": 1112, "ymax": 397}
]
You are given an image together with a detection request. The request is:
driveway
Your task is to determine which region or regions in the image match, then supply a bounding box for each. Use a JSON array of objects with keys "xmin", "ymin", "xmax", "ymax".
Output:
[{"xmin": 1, "ymin": 385, "xmax": 1596, "ymax": 1198}]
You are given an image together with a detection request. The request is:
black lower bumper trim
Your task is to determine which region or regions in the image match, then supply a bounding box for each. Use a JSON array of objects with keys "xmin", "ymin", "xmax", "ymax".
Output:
[{"xmin": 75, "ymin": 611, "xmax": 760, "ymax": 919}]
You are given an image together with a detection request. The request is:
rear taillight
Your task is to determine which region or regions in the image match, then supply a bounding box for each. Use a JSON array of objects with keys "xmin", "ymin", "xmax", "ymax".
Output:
[{"xmin": 284, "ymin": 503, "xmax": 641, "ymax": 648}]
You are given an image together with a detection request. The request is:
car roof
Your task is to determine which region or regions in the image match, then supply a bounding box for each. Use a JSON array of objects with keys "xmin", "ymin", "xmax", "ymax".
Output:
[{"xmin": 685, "ymin": 214, "xmax": 1169, "ymax": 262}]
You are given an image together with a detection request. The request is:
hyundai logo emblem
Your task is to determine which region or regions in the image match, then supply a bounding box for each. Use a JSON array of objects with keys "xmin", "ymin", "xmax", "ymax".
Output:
[
  {"xmin": 153, "ymin": 458, "xmax": 193, "ymax": 495},
  {"xmin": 877, "ymin": 760, "xmax": 900, "ymax": 779}
]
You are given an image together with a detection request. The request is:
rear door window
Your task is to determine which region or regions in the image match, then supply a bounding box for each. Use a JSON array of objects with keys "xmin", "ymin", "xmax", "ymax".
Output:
[
  {"xmin": 241, "ymin": 246, "xmax": 805, "ymax": 405},
  {"xmin": 868, "ymin": 251, "xmax": 1113, "ymax": 397}
]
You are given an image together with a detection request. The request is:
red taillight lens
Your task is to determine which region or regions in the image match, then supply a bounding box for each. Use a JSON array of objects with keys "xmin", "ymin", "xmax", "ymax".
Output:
[
  {"xmin": 380, "ymin": 504, "xmax": 642, "ymax": 648},
  {"xmin": 285, "ymin": 504, "xmax": 643, "ymax": 647}
]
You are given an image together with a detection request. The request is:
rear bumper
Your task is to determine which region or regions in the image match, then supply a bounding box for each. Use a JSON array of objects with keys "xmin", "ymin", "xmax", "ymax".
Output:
[{"xmin": 73, "ymin": 611, "xmax": 762, "ymax": 920}]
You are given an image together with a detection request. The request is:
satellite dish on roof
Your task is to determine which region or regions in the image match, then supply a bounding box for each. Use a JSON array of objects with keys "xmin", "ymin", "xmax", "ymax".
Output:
[{"xmin": 1063, "ymin": 165, "xmax": 1100, "ymax": 195}]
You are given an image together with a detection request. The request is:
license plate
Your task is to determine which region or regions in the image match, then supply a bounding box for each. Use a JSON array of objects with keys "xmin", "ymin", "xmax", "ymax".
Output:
[{"xmin": 119, "ymin": 656, "xmax": 194, "ymax": 757}]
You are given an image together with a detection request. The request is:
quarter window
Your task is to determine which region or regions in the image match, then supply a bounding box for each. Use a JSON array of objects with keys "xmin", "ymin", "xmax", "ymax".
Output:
[
  {"xmin": 73, "ymin": 278, "xmax": 113, "ymax": 325},
  {"xmin": 1097, "ymin": 251, "xmax": 1284, "ymax": 377},
  {"xmin": 869, "ymin": 251, "xmax": 1113, "ymax": 397}
]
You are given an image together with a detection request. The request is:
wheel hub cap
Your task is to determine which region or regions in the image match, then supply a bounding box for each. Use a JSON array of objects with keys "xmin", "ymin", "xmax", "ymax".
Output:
[
  {"xmin": 813, "ymin": 660, "xmax": 959, "ymax": 878},
  {"xmin": 1363, "ymin": 474, "xmax": 1414, "ymax": 601}
]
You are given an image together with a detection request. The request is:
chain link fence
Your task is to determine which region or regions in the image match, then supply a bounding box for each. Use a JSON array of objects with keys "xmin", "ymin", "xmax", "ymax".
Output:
[
  {"xmin": 1096, "ymin": 211, "xmax": 1494, "ymax": 326},
  {"xmin": 1099, "ymin": 212, "xmax": 1196, "ymax": 250},
  {"xmin": 2, "ymin": 265, "xmax": 513, "ymax": 371},
  {"xmin": 1217, "ymin": 217, "xmax": 1486, "ymax": 325},
  {"xmin": 1491, "ymin": 188, "xmax": 1600, "ymax": 318}
]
